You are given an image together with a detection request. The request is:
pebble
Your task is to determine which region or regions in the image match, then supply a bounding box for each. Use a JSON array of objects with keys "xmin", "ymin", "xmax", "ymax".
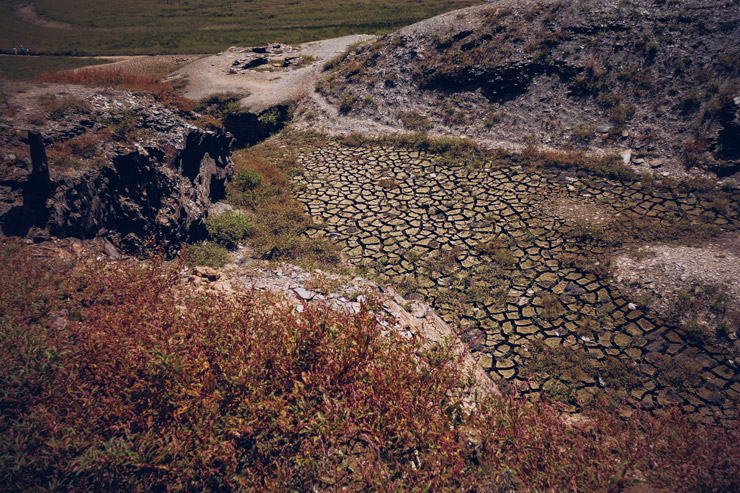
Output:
[{"xmin": 293, "ymin": 287, "xmax": 315, "ymax": 300}]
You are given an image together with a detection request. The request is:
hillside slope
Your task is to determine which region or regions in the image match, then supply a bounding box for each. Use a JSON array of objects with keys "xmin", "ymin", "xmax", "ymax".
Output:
[{"xmin": 304, "ymin": 0, "xmax": 740, "ymax": 176}]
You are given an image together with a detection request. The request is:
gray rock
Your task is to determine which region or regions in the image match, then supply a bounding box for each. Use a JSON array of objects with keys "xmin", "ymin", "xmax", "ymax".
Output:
[{"xmin": 294, "ymin": 287, "xmax": 315, "ymax": 300}]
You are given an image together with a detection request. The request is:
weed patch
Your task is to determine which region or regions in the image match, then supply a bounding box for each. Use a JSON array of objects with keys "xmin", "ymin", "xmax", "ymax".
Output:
[
  {"xmin": 40, "ymin": 68, "xmax": 193, "ymax": 111},
  {"xmin": 184, "ymin": 241, "xmax": 231, "ymax": 268},
  {"xmin": 206, "ymin": 211, "xmax": 254, "ymax": 249},
  {"xmin": 1, "ymin": 227, "xmax": 740, "ymax": 490},
  {"xmin": 228, "ymin": 132, "xmax": 342, "ymax": 269}
]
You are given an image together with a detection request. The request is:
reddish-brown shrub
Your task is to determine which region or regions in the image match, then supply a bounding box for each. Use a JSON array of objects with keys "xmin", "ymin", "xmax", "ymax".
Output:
[
  {"xmin": 1, "ymin": 240, "xmax": 738, "ymax": 491},
  {"xmin": 39, "ymin": 68, "xmax": 193, "ymax": 111}
]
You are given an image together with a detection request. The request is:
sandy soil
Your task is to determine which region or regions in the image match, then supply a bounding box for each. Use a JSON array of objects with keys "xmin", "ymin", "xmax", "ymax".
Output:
[
  {"xmin": 170, "ymin": 35, "xmax": 374, "ymax": 113},
  {"xmin": 615, "ymin": 232, "xmax": 740, "ymax": 301}
]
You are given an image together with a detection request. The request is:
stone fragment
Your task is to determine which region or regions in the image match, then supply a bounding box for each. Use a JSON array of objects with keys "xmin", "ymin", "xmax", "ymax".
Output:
[
  {"xmin": 478, "ymin": 353, "xmax": 493, "ymax": 370},
  {"xmin": 293, "ymin": 287, "xmax": 315, "ymax": 300},
  {"xmin": 194, "ymin": 266, "xmax": 221, "ymax": 281}
]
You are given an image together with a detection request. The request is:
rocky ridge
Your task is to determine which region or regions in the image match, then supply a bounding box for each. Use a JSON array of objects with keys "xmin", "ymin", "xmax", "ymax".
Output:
[
  {"xmin": 301, "ymin": 0, "xmax": 740, "ymax": 178},
  {"xmin": 0, "ymin": 83, "xmax": 234, "ymax": 252}
]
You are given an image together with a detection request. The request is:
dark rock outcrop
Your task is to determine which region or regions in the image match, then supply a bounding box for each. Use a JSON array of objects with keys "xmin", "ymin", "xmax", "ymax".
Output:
[
  {"xmin": 718, "ymin": 96, "xmax": 740, "ymax": 160},
  {"xmin": 1, "ymin": 128, "xmax": 234, "ymax": 254},
  {"xmin": 223, "ymin": 102, "xmax": 293, "ymax": 147}
]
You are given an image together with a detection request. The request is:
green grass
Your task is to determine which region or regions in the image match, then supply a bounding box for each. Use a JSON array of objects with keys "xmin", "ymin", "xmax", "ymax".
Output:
[
  {"xmin": 185, "ymin": 241, "xmax": 231, "ymax": 267},
  {"xmin": 1, "ymin": 0, "xmax": 479, "ymax": 55},
  {"xmin": 0, "ymin": 55, "xmax": 112, "ymax": 79},
  {"xmin": 227, "ymin": 131, "xmax": 344, "ymax": 270}
]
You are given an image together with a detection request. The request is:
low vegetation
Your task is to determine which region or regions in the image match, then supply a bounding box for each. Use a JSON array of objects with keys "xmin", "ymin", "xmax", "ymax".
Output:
[
  {"xmin": 0, "ymin": 56, "xmax": 111, "ymax": 80},
  {"xmin": 0, "ymin": 0, "xmax": 479, "ymax": 55},
  {"xmin": 2, "ymin": 240, "xmax": 739, "ymax": 491},
  {"xmin": 226, "ymin": 131, "xmax": 343, "ymax": 269},
  {"xmin": 185, "ymin": 241, "xmax": 232, "ymax": 268},
  {"xmin": 341, "ymin": 131, "xmax": 491, "ymax": 168},
  {"xmin": 206, "ymin": 211, "xmax": 255, "ymax": 250},
  {"xmin": 39, "ymin": 68, "xmax": 194, "ymax": 110}
]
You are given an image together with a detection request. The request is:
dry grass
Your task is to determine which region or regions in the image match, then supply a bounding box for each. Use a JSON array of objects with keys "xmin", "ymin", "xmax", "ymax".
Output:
[{"xmin": 39, "ymin": 68, "xmax": 194, "ymax": 111}]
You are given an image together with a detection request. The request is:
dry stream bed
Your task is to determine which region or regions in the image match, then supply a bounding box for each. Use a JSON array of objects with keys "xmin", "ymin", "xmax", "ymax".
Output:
[{"xmin": 293, "ymin": 141, "xmax": 740, "ymax": 421}]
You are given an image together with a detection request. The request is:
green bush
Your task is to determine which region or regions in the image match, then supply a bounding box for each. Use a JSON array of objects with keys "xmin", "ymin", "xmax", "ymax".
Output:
[
  {"xmin": 258, "ymin": 108, "xmax": 281, "ymax": 126},
  {"xmin": 227, "ymin": 170, "xmax": 265, "ymax": 206},
  {"xmin": 206, "ymin": 211, "xmax": 254, "ymax": 249},
  {"xmin": 196, "ymin": 92, "xmax": 247, "ymax": 119},
  {"xmin": 186, "ymin": 241, "xmax": 231, "ymax": 267},
  {"xmin": 234, "ymin": 169, "xmax": 263, "ymax": 190}
]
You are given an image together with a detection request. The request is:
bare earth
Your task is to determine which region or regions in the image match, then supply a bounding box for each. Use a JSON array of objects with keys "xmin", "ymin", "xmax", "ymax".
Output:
[
  {"xmin": 13, "ymin": 3, "xmax": 73, "ymax": 29},
  {"xmin": 615, "ymin": 232, "xmax": 740, "ymax": 326},
  {"xmin": 170, "ymin": 35, "xmax": 374, "ymax": 113}
]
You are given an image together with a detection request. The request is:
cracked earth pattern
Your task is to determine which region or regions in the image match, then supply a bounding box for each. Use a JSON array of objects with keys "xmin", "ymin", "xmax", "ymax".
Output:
[{"xmin": 294, "ymin": 142, "xmax": 740, "ymax": 421}]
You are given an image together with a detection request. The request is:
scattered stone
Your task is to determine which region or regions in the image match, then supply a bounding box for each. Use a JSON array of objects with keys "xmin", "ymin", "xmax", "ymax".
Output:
[
  {"xmin": 293, "ymin": 287, "xmax": 315, "ymax": 300},
  {"xmin": 194, "ymin": 266, "xmax": 221, "ymax": 281}
]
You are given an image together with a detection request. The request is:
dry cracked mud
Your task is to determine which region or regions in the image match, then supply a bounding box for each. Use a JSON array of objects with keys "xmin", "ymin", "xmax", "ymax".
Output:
[{"xmin": 293, "ymin": 141, "xmax": 740, "ymax": 421}]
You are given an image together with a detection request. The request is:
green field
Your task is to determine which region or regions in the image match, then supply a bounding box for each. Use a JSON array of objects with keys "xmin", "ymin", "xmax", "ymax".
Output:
[
  {"xmin": 0, "ymin": 0, "xmax": 479, "ymax": 55},
  {"xmin": 0, "ymin": 55, "xmax": 112, "ymax": 79}
]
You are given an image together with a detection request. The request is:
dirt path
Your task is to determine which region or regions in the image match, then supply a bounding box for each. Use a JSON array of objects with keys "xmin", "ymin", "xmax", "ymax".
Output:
[
  {"xmin": 13, "ymin": 3, "xmax": 73, "ymax": 29},
  {"xmin": 71, "ymin": 55, "xmax": 204, "ymax": 77},
  {"xmin": 171, "ymin": 35, "xmax": 374, "ymax": 113}
]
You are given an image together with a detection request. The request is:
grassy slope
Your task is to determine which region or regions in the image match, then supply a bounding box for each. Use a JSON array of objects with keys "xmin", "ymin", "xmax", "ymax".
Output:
[
  {"xmin": 0, "ymin": 55, "xmax": 112, "ymax": 79},
  {"xmin": 0, "ymin": 0, "xmax": 478, "ymax": 55}
]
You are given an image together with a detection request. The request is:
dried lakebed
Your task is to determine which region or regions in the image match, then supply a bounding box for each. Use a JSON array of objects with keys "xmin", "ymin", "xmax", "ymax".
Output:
[{"xmin": 294, "ymin": 142, "xmax": 740, "ymax": 421}]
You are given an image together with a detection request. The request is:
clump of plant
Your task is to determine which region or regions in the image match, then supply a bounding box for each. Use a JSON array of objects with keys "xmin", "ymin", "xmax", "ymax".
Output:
[
  {"xmin": 609, "ymin": 103, "xmax": 637, "ymax": 124},
  {"xmin": 229, "ymin": 133, "xmax": 342, "ymax": 269},
  {"xmin": 573, "ymin": 122, "xmax": 595, "ymax": 143},
  {"xmin": 196, "ymin": 92, "xmax": 247, "ymax": 119},
  {"xmin": 258, "ymin": 107, "xmax": 282, "ymax": 126},
  {"xmin": 398, "ymin": 110, "xmax": 432, "ymax": 130},
  {"xmin": 40, "ymin": 69, "xmax": 193, "ymax": 111},
  {"xmin": 341, "ymin": 132, "xmax": 490, "ymax": 169},
  {"xmin": 339, "ymin": 92, "xmax": 360, "ymax": 114},
  {"xmin": 520, "ymin": 148, "xmax": 637, "ymax": 182},
  {"xmin": 185, "ymin": 241, "xmax": 231, "ymax": 267},
  {"xmin": 483, "ymin": 107, "xmax": 504, "ymax": 127},
  {"xmin": 38, "ymin": 93, "xmax": 91, "ymax": 118},
  {"xmin": 105, "ymin": 107, "xmax": 140, "ymax": 142},
  {"xmin": 227, "ymin": 169, "xmax": 264, "ymax": 206},
  {"xmin": 206, "ymin": 211, "xmax": 254, "ymax": 249}
]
